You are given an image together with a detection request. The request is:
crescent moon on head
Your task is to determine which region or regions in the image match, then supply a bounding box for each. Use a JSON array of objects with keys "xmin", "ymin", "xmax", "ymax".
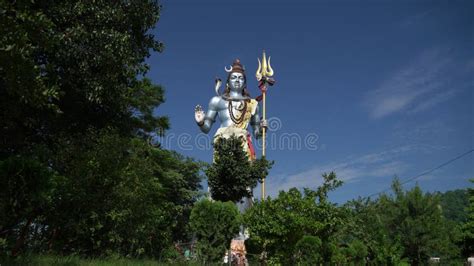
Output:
[{"xmin": 225, "ymin": 66, "xmax": 233, "ymax": 72}]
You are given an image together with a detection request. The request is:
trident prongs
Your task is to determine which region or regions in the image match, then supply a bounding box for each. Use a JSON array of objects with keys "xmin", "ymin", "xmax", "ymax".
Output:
[{"xmin": 256, "ymin": 50, "xmax": 274, "ymax": 81}]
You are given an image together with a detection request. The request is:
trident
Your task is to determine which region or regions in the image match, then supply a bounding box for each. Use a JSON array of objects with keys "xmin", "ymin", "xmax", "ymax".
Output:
[{"xmin": 256, "ymin": 50, "xmax": 275, "ymax": 200}]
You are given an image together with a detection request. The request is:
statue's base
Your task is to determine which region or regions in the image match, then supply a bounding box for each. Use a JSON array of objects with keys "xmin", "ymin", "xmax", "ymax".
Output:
[{"xmin": 230, "ymin": 239, "xmax": 248, "ymax": 266}]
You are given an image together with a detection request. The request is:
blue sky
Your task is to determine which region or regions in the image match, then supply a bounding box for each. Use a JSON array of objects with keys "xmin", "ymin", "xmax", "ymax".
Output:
[{"xmin": 147, "ymin": 0, "xmax": 473, "ymax": 203}]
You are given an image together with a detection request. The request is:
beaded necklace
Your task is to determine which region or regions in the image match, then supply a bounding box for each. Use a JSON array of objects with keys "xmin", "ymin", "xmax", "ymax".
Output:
[{"xmin": 228, "ymin": 100, "xmax": 247, "ymax": 125}]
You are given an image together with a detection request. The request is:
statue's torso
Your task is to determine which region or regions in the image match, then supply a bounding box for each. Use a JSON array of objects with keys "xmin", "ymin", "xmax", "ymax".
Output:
[
  {"xmin": 209, "ymin": 95, "xmax": 258, "ymax": 161},
  {"xmin": 210, "ymin": 96, "xmax": 257, "ymax": 129}
]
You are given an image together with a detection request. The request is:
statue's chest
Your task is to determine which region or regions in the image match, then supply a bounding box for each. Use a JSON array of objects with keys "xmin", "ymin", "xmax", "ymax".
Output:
[
  {"xmin": 217, "ymin": 99, "xmax": 255, "ymax": 128},
  {"xmin": 218, "ymin": 100, "xmax": 246, "ymax": 116}
]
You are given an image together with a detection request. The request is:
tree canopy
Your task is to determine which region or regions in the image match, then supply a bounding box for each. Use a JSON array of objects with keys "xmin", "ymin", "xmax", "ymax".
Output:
[
  {"xmin": 1, "ymin": 0, "xmax": 167, "ymax": 156},
  {"xmin": 0, "ymin": 0, "xmax": 470, "ymax": 264},
  {"xmin": 439, "ymin": 189, "xmax": 469, "ymax": 223},
  {"xmin": 460, "ymin": 179, "xmax": 474, "ymax": 257},
  {"xmin": 0, "ymin": 0, "xmax": 203, "ymax": 259},
  {"xmin": 244, "ymin": 175, "xmax": 466, "ymax": 265},
  {"xmin": 190, "ymin": 199, "xmax": 241, "ymax": 264},
  {"xmin": 244, "ymin": 172, "xmax": 346, "ymax": 264},
  {"xmin": 206, "ymin": 135, "xmax": 272, "ymax": 202}
]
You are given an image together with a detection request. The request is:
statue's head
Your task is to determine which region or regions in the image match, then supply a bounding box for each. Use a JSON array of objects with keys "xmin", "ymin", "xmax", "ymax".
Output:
[
  {"xmin": 228, "ymin": 72, "xmax": 245, "ymax": 92},
  {"xmin": 224, "ymin": 59, "xmax": 250, "ymax": 97}
]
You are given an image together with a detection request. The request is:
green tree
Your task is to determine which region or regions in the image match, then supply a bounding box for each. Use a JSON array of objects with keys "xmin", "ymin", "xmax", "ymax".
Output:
[
  {"xmin": 0, "ymin": 156, "xmax": 59, "ymax": 256},
  {"xmin": 345, "ymin": 179, "xmax": 461, "ymax": 265},
  {"xmin": 389, "ymin": 181, "xmax": 459, "ymax": 265},
  {"xmin": 0, "ymin": 0, "xmax": 205, "ymax": 259},
  {"xmin": 244, "ymin": 172, "xmax": 346, "ymax": 264},
  {"xmin": 295, "ymin": 235, "xmax": 323, "ymax": 265},
  {"xmin": 344, "ymin": 239, "xmax": 368, "ymax": 265},
  {"xmin": 0, "ymin": 0, "xmax": 167, "ymax": 154},
  {"xmin": 43, "ymin": 129, "xmax": 202, "ymax": 258},
  {"xmin": 189, "ymin": 199, "xmax": 241, "ymax": 264},
  {"xmin": 438, "ymin": 189, "xmax": 469, "ymax": 223},
  {"xmin": 344, "ymin": 197, "xmax": 405, "ymax": 265},
  {"xmin": 460, "ymin": 179, "xmax": 474, "ymax": 257},
  {"xmin": 206, "ymin": 135, "xmax": 272, "ymax": 202}
]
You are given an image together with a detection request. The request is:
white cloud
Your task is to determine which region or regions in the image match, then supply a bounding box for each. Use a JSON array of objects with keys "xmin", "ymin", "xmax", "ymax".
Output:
[
  {"xmin": 409, "ymin": 89, "xmax": 458, "ymax": 114},
  {"xmin": 390, "ymin": 120, "xmax": 455, "ymax": 147},
  {"xmin": 399, "ymin": 9, "xmax": 435, "ymax": 27},
  {"xmin": 265, "ymin": 145, "xmax": 420, "ymax": 197},
  {"xmin": 365, "ymin": 48, "xmax": 457, "ymax": 119}
]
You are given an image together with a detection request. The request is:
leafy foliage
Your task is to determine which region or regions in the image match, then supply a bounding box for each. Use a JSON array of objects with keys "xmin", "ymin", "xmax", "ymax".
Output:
[
  {"xmin": 389, "ymin": 181, "xmax": 459, "ymax": 264},
  {"xmin": 244, "ymin": 172, "xmax": 345, "ymax": 264},
  {"xmin": 206, "ymin": 135, "xmax": 272, "ymax": 202},
  {"xmin": 343, "ymin": 239, "xmax": 368, "ymax": 265},
  {"xmin": 189, "ymin": 199, "xmax": 241, "ymax": 264},
  {"xmin": 343, "ymin": 197, "xmax": 405, "ymax": 265},
  {"xmin": 294, "ymin": 235, "xmax": 323, "ymax": 265},
  {"xmin": 344, "ymin": 179, "xmax": 462, "ymax": 265},
  {"xmin": 0, "ymin": 1, "xmax": 469, "ymax": 263},
  {"xmin": 244, "ymin": 175, "xmax": 465, "ymax": 265},
  {"xmin": 0, "ymin": 0, "xmax": 167, "ymax": 156},
  {"xmin": 460, "ymin": 179, "xmax": 474, "ymax": 257},
  {"xmin": 0, "ymin": 156, "xmax": 59, "ymax": 256},
  {"xmin": 0, "ymin": 0, "xmax": 205, "ymax": 259},
  {"xmin": 1, "ymin": 129, "xmax": 203, "ymax": 258},
  {"xmin": 44, "ymin": 130, "xmax": 201, "ymax": 257},
  {"xmin": 439, "ymin": 189, "xmax": 469, "ymax": 223}
]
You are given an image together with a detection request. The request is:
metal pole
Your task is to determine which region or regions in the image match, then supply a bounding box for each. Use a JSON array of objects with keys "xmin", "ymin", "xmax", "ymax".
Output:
[
  {"xmin": 261, "ymin": 91, "xmax": 266, "ymax": 200},
  {"xmin": 256, "ymin": 50, "xmax": 274, "ymax": 201}
]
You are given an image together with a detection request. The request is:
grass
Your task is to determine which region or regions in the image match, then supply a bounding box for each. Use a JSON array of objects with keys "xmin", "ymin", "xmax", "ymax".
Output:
[{"xmin": 0, "ymin": 254, "xmax": 199, "ymax": 266}]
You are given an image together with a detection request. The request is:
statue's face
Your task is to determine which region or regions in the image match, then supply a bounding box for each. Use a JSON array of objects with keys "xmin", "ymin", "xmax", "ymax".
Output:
[{"xmin": 228, "ymin": 72, "xmax": 245, "ymax": 91}]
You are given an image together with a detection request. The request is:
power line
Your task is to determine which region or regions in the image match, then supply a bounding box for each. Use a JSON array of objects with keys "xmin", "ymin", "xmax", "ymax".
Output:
[{"xmin": 366, "ymin": 148, "xmax": 474, "ymax": 198}]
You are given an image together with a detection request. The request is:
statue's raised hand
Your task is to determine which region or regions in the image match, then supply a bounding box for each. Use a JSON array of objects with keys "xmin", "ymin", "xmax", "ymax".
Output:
[{"xmin": 195, "ymin": 105, "xmax": 205, "ymax": 125}]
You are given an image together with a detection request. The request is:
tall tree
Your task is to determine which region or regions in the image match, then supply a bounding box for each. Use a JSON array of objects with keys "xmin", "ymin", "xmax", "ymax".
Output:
[
  {"xmin": 388, "ymin": 181, "xmax": 459, "ymax": 264},
  {"xmin": 438, "ymin": 189, "xmax": 469, "ymax": 223},
  {"xmin": 344, "ymin": 197, "xmax": 406, "ymax": 264},
  {"xmin": 0, "ymin": 0, "xmax": 204, "ymax": 258},
  {"xmin": 43, "ymin": 130, "xmax": 202, "ymax": 257},
  {"xmin": 0, "ymin": 156, "xmax": 58, "ymax": 256},
  {"xmin": 244, "ymin": 172, "xmax": 346, "ymax": 264},
  {"xmin": 0, "ymin": 0, "xmax": 167, "ymax": 156},
  {"xmin": 460, "ymin": 179, "xmax": 474, "ymax": 257},
  {"xmin": 345, "ymin": 179, "xmax": 461, "ymax": 265},
  {"xmin": 190, "ymin": 199, "xmax": 241, "ymax": 264},
  {"xmin": 206, "ymin": 136, "xmax": 272, "ymax": 202}
]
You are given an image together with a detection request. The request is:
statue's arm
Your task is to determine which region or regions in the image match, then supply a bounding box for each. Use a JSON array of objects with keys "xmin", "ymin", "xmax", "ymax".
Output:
[
  {"xmin": 197, "ymin": 96, "xmax": 220, "ymax": 134},
  {"xmin": 250, "ymin": 104, "xmax": 263, "ymax": 139}
]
